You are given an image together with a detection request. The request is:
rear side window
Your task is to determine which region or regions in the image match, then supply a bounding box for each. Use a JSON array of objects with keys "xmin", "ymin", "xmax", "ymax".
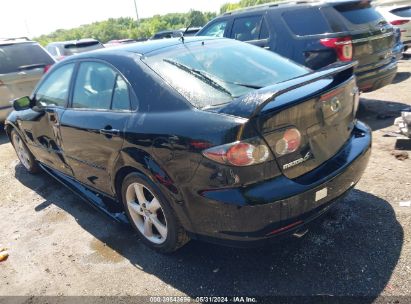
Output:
[
  {"xmin": 72, "ymin": 61, "xmax": 130, "ymax": 110},
  {"xmin": 200, "ymin": 20, "xmax": 228, "ymax": 37},
  {"xmin": 391, "ymin": 7, "xmax": 411, "ymax": 18},
  {"xmin": 112, "ymin": 76, "xmax": 130, "ymax": 111},
  {"xmin": 335, "ymin": 3, "xmax": 383, "ymax": 24},
  {"xmin": 0, "ymin": 43, "xmax": 55, "ymax": 74},
  {"xmin": 283, "ymin": 8, "xmax": 331, "ymax": 36},
  {"xmin": 231, "ymin": 15, "xmax": 264, "ymax": 41}
]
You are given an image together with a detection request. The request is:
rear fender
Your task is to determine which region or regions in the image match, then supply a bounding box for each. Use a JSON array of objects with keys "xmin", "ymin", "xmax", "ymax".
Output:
[
  {"xmin": 112, "ymin": 147, "xmax": 180, "ymax": 199},
  {"xmin": 112, "ymin": 147, "xmax": 194, "ymax": 232}
]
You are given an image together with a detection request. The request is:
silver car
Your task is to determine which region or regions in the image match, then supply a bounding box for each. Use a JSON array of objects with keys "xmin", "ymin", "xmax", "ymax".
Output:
[{"xmin": 0, "ymin": 38, "xmax": 55, "ymax": 123}]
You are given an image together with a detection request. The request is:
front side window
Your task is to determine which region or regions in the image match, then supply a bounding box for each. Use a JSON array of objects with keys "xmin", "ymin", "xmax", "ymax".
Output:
[
  {"xmin": 72, "ymin": 61, "xmax": 130, "ymax": 110},
  {"xmin": 231, "ymin": 16, "xmax": 263, "ymax": 41},
  {"xmin": 36, "ymin": 63, "xmax": 75, "ymax": 107},
  {"xmin": 200, "ymin": 20, "xmax": 228, "ymax": 37}
]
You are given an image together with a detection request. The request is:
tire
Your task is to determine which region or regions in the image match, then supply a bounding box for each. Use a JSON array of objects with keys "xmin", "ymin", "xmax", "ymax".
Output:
[
  {"xmin": 11, "ymin": 129, "xmax": 39, "ymax": 174},
  {"xmin": 121, "ymin": 172, "xmax": 189, "ymax": 253}
]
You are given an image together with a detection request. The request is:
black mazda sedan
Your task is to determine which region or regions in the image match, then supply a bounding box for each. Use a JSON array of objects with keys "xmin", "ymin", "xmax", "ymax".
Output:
[{"xmin": 5, "ymin": 37, "xmax": 371, "ymax": 252}]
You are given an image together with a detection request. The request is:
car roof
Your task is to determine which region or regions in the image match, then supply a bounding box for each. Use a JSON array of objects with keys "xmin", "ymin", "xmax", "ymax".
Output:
[
  {"xmin": 221, "ymin": 0, "xmax": 368, "ymax": 15},
  {"xmin": 0, "ymin": 38, "xmax": 35, "ymax": 46},
  {"xmin": 71, "ymin": 36, "xmax": 223, "ymax": 59}
]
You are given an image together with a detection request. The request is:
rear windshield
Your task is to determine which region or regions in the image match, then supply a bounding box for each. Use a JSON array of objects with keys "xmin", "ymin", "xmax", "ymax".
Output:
[
  {"xmin": 0, "ymin": 42, "xmax": 54, "ymax": 74},
  {"xmin": 64, "ymin": 41, "xmax": 103, "ymax": 55},
  {"xmin": 391, "ymin": 7, "xmax": 411, "ymax": 18},
  {"xmin": 283, "ymin": 8, "xmax": 331, "ymax": 36},
  {"xmin": 142, "ymin": 39, "xmax": 308, "ymax": 108},
  {"xmin": 335, "ymin": 2, "xmax": 383, "ymax": 24}
]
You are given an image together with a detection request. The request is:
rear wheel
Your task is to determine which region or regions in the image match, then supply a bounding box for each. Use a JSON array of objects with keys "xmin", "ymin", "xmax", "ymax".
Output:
[
  {"xmin": 11, "ymin": 129, "xmax": 39, "ymax": 174},
  {"xmin": 121, "ymin": 172, "xmax": 189, "ymax": 253}
]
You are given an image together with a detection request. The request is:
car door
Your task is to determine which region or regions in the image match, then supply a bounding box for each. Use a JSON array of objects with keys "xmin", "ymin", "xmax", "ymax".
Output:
[
  {"xmin": 24, "ymin": 62, "xmax": 75, "ymax": 175},
  {"xmin": 59, "ymin": 60, "xmax": 131, "ymax": 195},
  {"xmin": 229, "ymin": 14, "xmax": 271, "ymax": 49}
]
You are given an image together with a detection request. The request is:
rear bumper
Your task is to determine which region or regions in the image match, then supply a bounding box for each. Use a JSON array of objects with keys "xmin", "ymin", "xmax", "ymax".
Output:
[
  {"xmin": 355, "ymin": 60, "xmax": 397, "ymax": 92},
  {"xmin": 180, "ymin": 121, "xmax": 371, "ymax": 246},
  {"xmin": 0, "ymin": 105, "xmax": 13, "ymax": 122},
  {"xmin": 393, "ymin": 42, "xmax": 405, "ymax": 60}
]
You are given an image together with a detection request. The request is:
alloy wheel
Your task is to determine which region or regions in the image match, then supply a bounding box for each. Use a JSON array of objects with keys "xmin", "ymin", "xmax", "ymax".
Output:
[
  {"xmin": 13, "ymin": 133, "xmax": 31, "ymax": 170},
  {"xmin": 125, "ymin": 182, "xmax": 168, "ymax": 244}
]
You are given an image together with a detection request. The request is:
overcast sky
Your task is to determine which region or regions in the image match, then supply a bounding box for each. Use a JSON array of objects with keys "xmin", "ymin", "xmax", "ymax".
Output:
[{"xmin": 1, "ymin": 0, "xmax": 229, "ymax": 38}]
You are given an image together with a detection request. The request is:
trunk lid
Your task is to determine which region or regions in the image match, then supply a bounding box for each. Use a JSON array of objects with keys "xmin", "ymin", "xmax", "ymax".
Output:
[{"xmin": 218, "ymin": 62, "xmax": 359, "ymax": 179}]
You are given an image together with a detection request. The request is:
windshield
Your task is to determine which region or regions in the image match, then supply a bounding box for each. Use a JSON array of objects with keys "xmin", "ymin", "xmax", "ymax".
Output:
[
  {"xmin": 142, "ymin": 39, "xmax": 308, "ymax": 108},
  {"xmin": 335, "ymin": 3, "xmax": 384, "ymax": 25},
  {"xmin": 0, "ymin": 42, "xmax": 54, "ymax": 74}
]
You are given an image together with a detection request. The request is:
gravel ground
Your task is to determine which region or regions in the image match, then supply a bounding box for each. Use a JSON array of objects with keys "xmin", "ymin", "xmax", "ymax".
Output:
[{"xmin": 0, "ymin": 58, "xmax": 410, "ymax": 301}]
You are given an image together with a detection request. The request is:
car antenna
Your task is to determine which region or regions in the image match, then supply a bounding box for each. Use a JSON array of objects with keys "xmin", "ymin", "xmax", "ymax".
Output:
[
  {"xmin": 183, "ymin": 21, "xmax": 193, "ymax": 36},
  {"xmin": 180, "ymin": 21, "xmax": 193, "ymax": 43}
]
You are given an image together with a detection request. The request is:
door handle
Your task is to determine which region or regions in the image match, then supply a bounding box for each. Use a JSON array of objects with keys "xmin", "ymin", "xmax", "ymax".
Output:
[
  {"xmin": 99, "ymin": 128, "xmax": 120, "ymax": 137},
  {"xmin": 263, "ymin": 46, "xmax": 270, "ymax": 50}
]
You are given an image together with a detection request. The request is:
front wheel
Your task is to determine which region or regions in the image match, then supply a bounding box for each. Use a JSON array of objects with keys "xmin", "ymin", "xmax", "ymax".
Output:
[
  {"xmin": 11, "ymin": 129, "xmax": 39, "ymax": 174},
  {"xmin": 121, "ymin": 172, "xmax": 189, "ymax": 253}
]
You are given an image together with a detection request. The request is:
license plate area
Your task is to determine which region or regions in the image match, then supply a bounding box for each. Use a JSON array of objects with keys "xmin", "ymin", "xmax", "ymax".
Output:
[{"xmin": 315, "ymin": 187, "xmax": 328, "ymax": 202}]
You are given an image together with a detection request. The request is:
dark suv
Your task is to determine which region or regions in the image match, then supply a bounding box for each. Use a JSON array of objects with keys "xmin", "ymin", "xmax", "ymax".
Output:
[{"xmin": 197, "ymin": 0, "xmax": 397, "ymax": 92}]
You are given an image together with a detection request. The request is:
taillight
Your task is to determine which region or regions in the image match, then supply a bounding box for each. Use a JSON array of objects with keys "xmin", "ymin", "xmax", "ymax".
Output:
[
  {"xmin": 390, "ymin": 20, "xmax": 410, "ymax": 25},
  {"xmin": 203, "ymin": 138, "xmax": 270, "ymax": 166},
  {"xmin": 320, "ymin": 36, "xmax": 353, "ymax": 61},
  {"xmin": 43, "ymin": 64, "xmax": 52, "ymax": 73},
  {"xmin": 274, "ymin": 128, "xmax": 302, "ymax": 155}
]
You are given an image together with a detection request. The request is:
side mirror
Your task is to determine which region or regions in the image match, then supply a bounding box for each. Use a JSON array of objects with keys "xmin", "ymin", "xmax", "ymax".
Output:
[{"xmin": 12, "ymin": 96, "xmax": 32, "ymax": 111}]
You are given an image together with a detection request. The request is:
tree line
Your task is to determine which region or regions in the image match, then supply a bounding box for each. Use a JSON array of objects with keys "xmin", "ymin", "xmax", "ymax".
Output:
[{"xmin": 35, "ymin": 0, "xmax": 275, "ymax": 45}]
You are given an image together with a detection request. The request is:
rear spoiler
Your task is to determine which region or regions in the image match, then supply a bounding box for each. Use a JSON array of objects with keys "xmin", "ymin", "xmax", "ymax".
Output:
[{"xmin": 218, "ymin": 61, "xmax": 358, "ymax": 119}]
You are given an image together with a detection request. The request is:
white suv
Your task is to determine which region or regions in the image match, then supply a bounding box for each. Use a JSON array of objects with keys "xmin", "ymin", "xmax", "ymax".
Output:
[{"xmin": 376, "ymin": 5, "xmax": 411, "ymax": 51}]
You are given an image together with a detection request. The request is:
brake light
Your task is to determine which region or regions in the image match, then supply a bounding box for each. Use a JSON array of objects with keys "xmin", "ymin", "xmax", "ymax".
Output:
[
  {"xmin": 275, "ymin": 128, "xmax": 302, "ymax": 155},
  {"xmin": 203, "ymin": 140, "xmax": 270, "ymax": 166},
  {"xmin": 43, "ymin": 64, "xmax": 52, "ymax": 74},
  {"xmin": 390, "ymin": 20, "xmax": 410, "ymax": 25},
  {"xmin": 320, "ymin": 36, "xmax": 353, "ymax": 61}
]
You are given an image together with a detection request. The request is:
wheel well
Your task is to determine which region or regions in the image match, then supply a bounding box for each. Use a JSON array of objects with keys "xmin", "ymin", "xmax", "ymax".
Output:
[{"xmin": 114, "ymin": 166, "xmax": 143, "ymax": 202}]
